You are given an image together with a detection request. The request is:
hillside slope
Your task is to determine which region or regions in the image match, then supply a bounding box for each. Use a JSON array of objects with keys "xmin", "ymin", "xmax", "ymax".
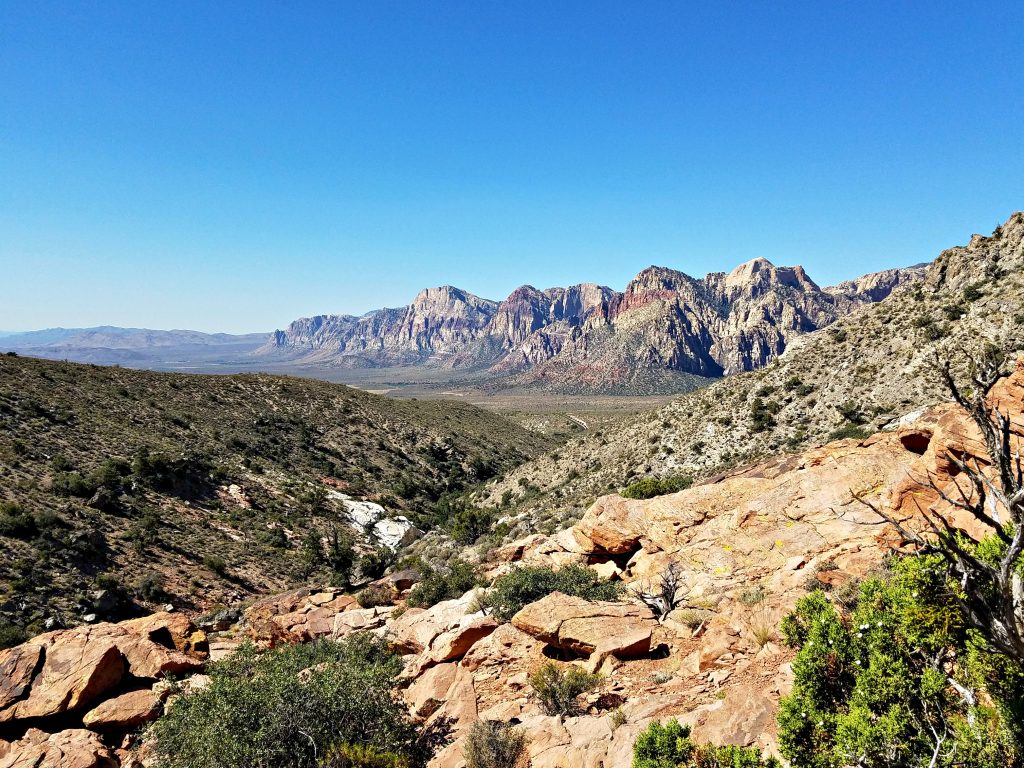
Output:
[
  {"xmin": 3, "ymin": 355, "xmax": 1018, "ymax": 768},
  {"xmin": 484, "ymin": 212, "xmax": 1024, "ymax": 528},
  {"xmin": 0, "ymin": 356, "xmax": 555, "ymax": 636}
]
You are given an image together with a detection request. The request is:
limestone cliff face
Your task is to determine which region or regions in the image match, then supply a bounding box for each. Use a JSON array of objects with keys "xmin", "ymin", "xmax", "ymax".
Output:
[
  {"xmin": 827, "ymin": 263, "xmax": 928, "ymax": 303},
  {"xmin": 264, "ymin": 287, "xmax": 498, "ymax": 367},
  {"xmin": 262, "ymin": 259, "xmax": 924, "ymax": 387},
  {"xmin": 926, "ymin": 211, "xmax": 1024, "ymax": 293}
]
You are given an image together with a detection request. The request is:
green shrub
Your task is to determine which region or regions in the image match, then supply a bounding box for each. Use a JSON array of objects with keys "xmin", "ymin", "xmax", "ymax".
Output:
[
  {"xmin": 125, "ymin": 508, "xmax": 163, "ymax": 553},
  {"xmin": 358, "ymin": 547, "xmax": 394, "ymax": 580},
  {"xmin": 778, "ymin": 556, "xmax": 1024, "ymax": 768},
  {"xmin": 150, "ymin": 635, "xmax": 428, "ymax": 768},
  {"xmin": 621, "ymin": 475, "xmax": 692, "ymax": 500},
  {"xmin": 259, "ymin": 526, "xmax": 289, "ymax": 549},
  {"xmin": 0, "ymin": 502, "xmax": 38, "ymax": 539},
  {"xmin": 51, "ymin": 471, "xmax": 97, "ymax": 498},
  {"xmin": 357, "ymin": 583, "xmax": 395, "ymax": 608},
  {"xmin": 0, "ymin": 618, "xmax": 28, "ymax": 649},
  {"xmin": 134, "ymin": 571, "xmax": 166, "ymax": 602},
  {"xmin": 963, "ymin": 283, "xmax": 985, "ymax": 302},
  {"xmin": 740, "ymin": 585, "xmax": 767, "ymax": 605},
  {"xmin": 320, "ymin": 743, "xmax": 410, "ymax": 768},
  {"xmin": 783, "ymin": 376, "xmax": 816, "ymax": 397},
  {"xmin": 407, "ymin": 558, "xmax": 479, "ymax": 608},
  {"xmin": 529, "ymin": 662, "xmax": 602, "ymax": 716},
  {"xmin": 486, "ymin": 564, "xmax": 621, "ymax": 622},
  {"xmin": 632, "ymin": 719, "xmax": 779, "ymax": 767},
  {"xmin": 943, "ymin": 303, "xmax": 967, "ymax": 320},
  {"xmin": 202, "ymin": 554, "xmax": 228, "ymax": 575},
  {"xmin": 749, "ymin": 398, "xmax": 780, "ymax": 433},
  {"xmin": 450, "ymin": 505, "xmax": 496, "ymax": 544},
  {"xmin": 836, "ymin": 400, "xmax": 865, "ymax": 424},
  {"xmin": 463, "ymin": 720, "xmax": 528, "ymax": 768},
  {"xmin": 827, "ymin": 424, "xmax": 871, "ymax": 441}
]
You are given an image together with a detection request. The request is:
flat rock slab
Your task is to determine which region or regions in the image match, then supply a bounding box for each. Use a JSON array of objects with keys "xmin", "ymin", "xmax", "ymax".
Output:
[
  {"xmin": 82, "ymin": 688, "xmax": 162, "ymax": 729},
  {"xmin": 511, "ymin": 592, "xmax": 656, "ymax": 656}
]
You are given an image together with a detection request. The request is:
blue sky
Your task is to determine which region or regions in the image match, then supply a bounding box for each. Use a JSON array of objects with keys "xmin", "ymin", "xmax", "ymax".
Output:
[{"xmin": 1, "ymin": 2, "xmax": 1021, "ymax": 333}]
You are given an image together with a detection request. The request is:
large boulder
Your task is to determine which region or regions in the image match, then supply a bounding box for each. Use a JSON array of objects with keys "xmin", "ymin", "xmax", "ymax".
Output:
[
  {"xmin": 82, "ymin": 688, "xmax": 163, "ymax": 730},
  {"xmin": 0, "ymin": 644, "xmax": 43, "ymax": 713},
  {"xmin": 511, "ymin": 592, "xmax": 656, "ymax": 657},
  {"xmin": 0, "ymin": 636, "xmax": 123, "ymax": 722},
  {"xmin": 0, "ymin": 612, "xmax": 202, "ymax": 724},
  {"xmin": 99, "ymin": 613, "xmax": 205, "ymax": 678},
  {"xmin": 390, "ymin": 593, "xmax": 498, "ymax": 675},
  {"xmin": 390, "ymin": 593, "xmax": 483, "ymax": 655}
]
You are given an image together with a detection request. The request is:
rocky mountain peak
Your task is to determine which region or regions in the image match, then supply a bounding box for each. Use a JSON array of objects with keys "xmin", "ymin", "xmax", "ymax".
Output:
[
  {"xmin": 409, "ymin": 285, "xmax": 497, "ymax": 315},
  {"xmin": 927, "ymin": 211, "xmax": 1024, "ymax": 292},
  {"xmin": 625, "ymin": 265, "xmax": 695, "ymax": 294},
  {"xmin": 262, "ymin": 253, "xmax": 927, "ymax": 392},
  {"xmin": 720, "ymin": 258, "xmax": 819, "ymax": 299}
]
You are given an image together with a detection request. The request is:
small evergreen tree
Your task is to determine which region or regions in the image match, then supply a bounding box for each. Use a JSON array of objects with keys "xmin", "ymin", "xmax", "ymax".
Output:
[
  {"xmin": 150, "ymin": 634, "xmax": 431, "ymax": 768},
  {"xmin": 777, "ymin": 556, "xmax": 1023, "ymax": 768},
  {"xmin": 632, "ymin": 719, "xmax": 779, "ymax": 768}
]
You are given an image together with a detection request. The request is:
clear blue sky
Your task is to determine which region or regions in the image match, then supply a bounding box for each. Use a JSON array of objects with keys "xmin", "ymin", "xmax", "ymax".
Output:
[{"xmin": 1, "ymin": 2, "xmax": 1021, "ymax": 333}]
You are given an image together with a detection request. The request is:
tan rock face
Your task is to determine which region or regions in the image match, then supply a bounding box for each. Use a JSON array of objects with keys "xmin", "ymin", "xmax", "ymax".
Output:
[
  {"xmin": 82, "ymin": 689, "xmax": 162, "ymax": 730},
  {"xmin": 0, "ymin": 612, "xmax": 202, "ymax": 724},
  {"xmin": 0, "ymin": 729, "xmax": 116, "ymax": 768},
  {"xmin": 511, "ymin": 592, "xmax": 657, "ymax": 658},
  {"xmin": 0, "ymin": 637, "xmax": 123, "ymax": 722},
  {"xmin": 0, "ymin": 644, "xmax": 42, "ymax": 712}
]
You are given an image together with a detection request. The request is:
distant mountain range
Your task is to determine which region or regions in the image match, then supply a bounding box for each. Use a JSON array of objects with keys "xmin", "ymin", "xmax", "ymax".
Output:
[
  {"xmin": 1, "ymin": 261, "xmax": 926, "ymax": 393},
  {"xmin": 260, "ymin": 260, "xmax": 926, "ymax": 393},
  {"xmin": 0, "ymin": 326, "xmax": 267, "ymax": 368}
]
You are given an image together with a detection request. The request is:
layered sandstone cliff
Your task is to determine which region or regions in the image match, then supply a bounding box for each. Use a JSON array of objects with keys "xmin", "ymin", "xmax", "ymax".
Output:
[{"xmin": 262, "ymin": 260, "xmax": 922, "ymax": 392}]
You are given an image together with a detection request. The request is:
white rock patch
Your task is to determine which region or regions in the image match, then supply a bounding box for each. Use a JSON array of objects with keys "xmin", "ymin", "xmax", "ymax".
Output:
[{"xmin": 327, "ymin": 490, "xmax": 419, "ymax": 550}]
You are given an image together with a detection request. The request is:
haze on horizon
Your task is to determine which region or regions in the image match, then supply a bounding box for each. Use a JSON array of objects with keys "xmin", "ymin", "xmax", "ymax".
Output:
[{"xmin": 1, "ymin": 1, "xmax": 1021, "ymax": 334}]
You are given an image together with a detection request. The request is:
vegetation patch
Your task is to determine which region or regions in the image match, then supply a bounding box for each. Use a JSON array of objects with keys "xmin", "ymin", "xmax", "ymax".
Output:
[
  {"xmin": 484, "ymin": 564, "xmax": 621, "ymax": 622},
  {"xmin": 149, "ymin": 634, "xmax": 432, "ymax": 768},
  {"xmin": 621, "ymin": 474, "xmax": 692, "ymax": 499},
  {"xmin": 406, "ymin": 558, "xmax": 480, "ymax": 608},
  {"xmin": 529, "ymin": 661, "xmax": 602, "ymax": 716},
  {"xmin": 778, "ymin": 556, "xmax": 1024, "ymax": 768},
  {"xmin": 632, "ymin": 718, "xmax": 780, "ymax": 767}
]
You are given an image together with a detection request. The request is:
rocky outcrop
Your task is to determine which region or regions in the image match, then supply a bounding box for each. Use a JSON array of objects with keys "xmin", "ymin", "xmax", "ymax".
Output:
[
  {"xmin": 0, "ymin": 729, "xmax": 116, "ymax": 768},
  {"xmin": 0, "ymin": 613, "xmax": 201, "ymax": 724},
  {"xmin": 262, "ymin": 286, "xmax": 499, "ymax": 367},
  {"xmin": 242, "ymin": 587, "xmax": 392, "ymax": 643},
  {"xmin": 511, "ymin": 592, "xmax": 656, "ymax": 658},
  {"xmin": 0, "ymin": 613, "xmax": 205, "ymax": 768},
  {"xmin": 827, "ymin": 263, "xmax": 928, "ymax": 302},
  {"xmin": 261, "ymin": 259, "xmax": 922, "ymax": 392},
  {"xmin": 81, "ymin": 690, "xmax": 162, "ymax": 730}
]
